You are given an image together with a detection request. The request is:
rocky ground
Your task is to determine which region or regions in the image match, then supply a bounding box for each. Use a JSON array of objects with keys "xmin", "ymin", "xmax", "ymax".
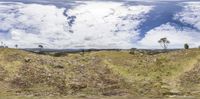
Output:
[{"xmin": 0, "ymin": 48, "xmax": 200, "ymax": 98}]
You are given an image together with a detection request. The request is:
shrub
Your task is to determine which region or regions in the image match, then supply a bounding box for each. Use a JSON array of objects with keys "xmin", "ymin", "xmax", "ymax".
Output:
[
  {"xmin": 53, "ymin": 52, "xmax": 67, "ymax": 57},
  {"xmin": 129, "ymin": 48, "xmax": 137, "ymax": 54},
  {"xmin": 184, "ymin": 43, "xmax": 189, "ymax": 49}
]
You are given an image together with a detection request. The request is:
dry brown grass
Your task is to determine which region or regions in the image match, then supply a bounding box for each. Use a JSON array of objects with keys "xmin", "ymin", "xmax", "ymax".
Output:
[{"xmin": 1, "ymin": 48, "xmax": 200, "ymax": 98}]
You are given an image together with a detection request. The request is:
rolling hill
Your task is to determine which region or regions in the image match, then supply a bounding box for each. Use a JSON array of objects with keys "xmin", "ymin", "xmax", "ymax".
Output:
[{"xmin": 0, "ymin": 48, "xmax": 200, "ymax": 98}]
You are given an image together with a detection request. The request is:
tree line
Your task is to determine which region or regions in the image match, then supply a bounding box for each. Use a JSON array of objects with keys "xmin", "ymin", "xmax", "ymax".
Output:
[
  {"xmin": 158, "ymin": 37, "xmax": 193, "ymax": 50},
  {"xmin": 0, "ymin": 38, "xmax": 199, "ymax": 49}
]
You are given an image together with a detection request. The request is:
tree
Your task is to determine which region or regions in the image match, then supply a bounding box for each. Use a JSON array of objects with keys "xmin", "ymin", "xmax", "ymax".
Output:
[
  {"xmin": 158, "ymin": 37, "xmax": 170, "ymax": 49},
  {"xmin": 129, "ymin": 48, "xmax": 137, "ymax": 54},
  {"xmin": 38, "ymin": 45, "xmax": 43, "ymax": 49},
  {"xmin": 81, "ymin": 49, "xmax": 85, "ymax": 56},
  {"xmin": 0, "ymin": 42, "xmax": 3, "ymax": 48},
  {"xmin": 184, "ymin": 43, "xmax": 189, "ymax": 49},
  {"xmin": 38, "ymin": 45, "xmax": 43, "ymax": 52},
  {"xmin": 4, "ymin": 44, "xmax": 8, "ymax": 48},
  {"xmin": 15, "ymin": 44, "xmax": 18, "ymax": 49},
  {"xmin": 1, "ymin": 42, "xmax": 3, "ymax": 46}
]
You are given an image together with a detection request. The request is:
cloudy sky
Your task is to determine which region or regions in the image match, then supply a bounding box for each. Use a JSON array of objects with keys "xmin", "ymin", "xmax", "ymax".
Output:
[{"xmin": 0, "ymin": 0, "xmax": 200, "ymax": 49}]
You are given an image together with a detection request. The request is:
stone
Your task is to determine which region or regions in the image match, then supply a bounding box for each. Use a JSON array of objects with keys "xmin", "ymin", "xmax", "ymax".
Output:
[
  {"xmin": 24, "ymin": 58, "xmax": 31, "ymax": 62},
  {"xmin": 53, "ymin": 64, "xmax": 64, "ymax": 69}
]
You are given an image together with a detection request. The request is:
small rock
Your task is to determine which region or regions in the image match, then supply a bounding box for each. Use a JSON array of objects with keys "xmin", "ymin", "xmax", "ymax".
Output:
[
  {"xmin": 69, "ymin": 83, "xmax": 87, "ymax": 91},
  {"xmin": 53, "ymin": 64, "xmax": 64, "ymax": 69},
  {"xmin": 153, "ymin": 58, "xmax": 157, "ymax": 62},
  {"xmin": 24, "ymin": 58, "xmax": 31, "ymax": 62},
  {"xmin": 78, "ymin": 94, "xmax": 87, "ymax": 98}
]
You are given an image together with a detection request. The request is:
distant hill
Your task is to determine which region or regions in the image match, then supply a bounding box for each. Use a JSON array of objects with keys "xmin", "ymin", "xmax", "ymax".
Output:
[{"xmin": 0, "ymin": 48, "xmax": 200, "ymax": 98}]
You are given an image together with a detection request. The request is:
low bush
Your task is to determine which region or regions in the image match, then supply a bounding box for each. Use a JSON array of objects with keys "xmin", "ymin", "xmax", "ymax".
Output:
[{"xmin": 0, "ymin": 66, "xmax": 7, "ymax": 81}]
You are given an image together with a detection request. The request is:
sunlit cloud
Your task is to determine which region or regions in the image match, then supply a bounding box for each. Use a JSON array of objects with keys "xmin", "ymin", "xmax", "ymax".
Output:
[
  {"xmin": 138, "ymin": 23, "xmax": 200, "ymax": 49},
  {"xmin": 0, "ymin": 1, "xmax": 153, "ymax": 49},
  {"xmin": 0, "ymin": 0, "xmax": 200, "ymax": 49}
]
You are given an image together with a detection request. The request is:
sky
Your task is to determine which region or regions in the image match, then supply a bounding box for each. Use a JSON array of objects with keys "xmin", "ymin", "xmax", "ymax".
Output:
[{"xmin": 0, "ymin": 0, "xmax": 200, "ymax": 49}]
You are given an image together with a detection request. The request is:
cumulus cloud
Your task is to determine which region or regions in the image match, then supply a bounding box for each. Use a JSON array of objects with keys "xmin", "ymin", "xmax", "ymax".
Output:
[
  {"xmin": 66, "ymin": 1, "xmax": 153, "ymax": 48},
  {"xmin": 138, "ymin": 23, "xmax": 200, "ymax": 49},
  {"xmin": 0, "ymin": 1, "xmax": 153, "ymax": 49},
  {"xmin": 174, "ymin": 2, "xmax": 200, "ymax": 30},
  {"xmin": 1, "ymin": 1, "xmax": 200, "ymax": 49},
  {"xmin": 0, "ymin": 2, "xmax": 69, "ymax": 48},
  {"xmin": 136, "ymin": 2, "xmax": 200, "ymax": 49}
]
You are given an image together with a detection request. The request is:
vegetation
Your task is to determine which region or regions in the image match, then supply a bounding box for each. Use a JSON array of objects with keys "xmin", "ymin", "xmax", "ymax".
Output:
[
  {"xmin": 0, "ymin": 48, "xmax": 200, "ymax": 98},
  {"xmin": 38, "ymin": 45, "xmax": 43, "ymax": 49},
  {"xmin": 38, "ymin": 45, "xmax": 44, "ymax": 52},
  {"xmin": 129, "ymin": 48, "xmax": 137, "ymax": 54},
  {"xmin": 158, "ymin": 38, "xmax": 170, "ymax": 49},
  {"xmin": 184, "ymin": 44, "xmax": 189, "ymax": 49},
  {"xmin": 15, "ymin": 44, "xmax": 18, "ymax": 49},
  {"xmin": 0, "ymin": 41, "xmax": 8, "ymax": 48}
]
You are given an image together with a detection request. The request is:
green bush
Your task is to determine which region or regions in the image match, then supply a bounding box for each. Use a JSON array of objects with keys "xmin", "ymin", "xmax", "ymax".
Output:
[{"xmin": 184, "ymin": 43, "xmax": 189, "ymax": 49}]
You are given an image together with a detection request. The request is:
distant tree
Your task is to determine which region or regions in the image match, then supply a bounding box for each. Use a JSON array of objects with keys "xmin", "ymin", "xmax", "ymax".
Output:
[
  {"xmin": 184, "ymin": 43, "xmax": 189, "ymax": 49},
  {"xmin": 1, "ymin": 42, "xmax": 3, "ymax": 46},
  {"xmin": 4, "ymin": 44, "xmax": 8, "ymax": 48},
  {"xmin": 129, "ymin": 48, "xmax": 137, "ymax": 54},
  {"xmin": 0, "ymin": 41, "xmax": 3, "ymax": 48},
  {"xmin": 158, "ymin": 37, "xmax": 170, "ymax": 49},
  {"xmin": 81, "ymin": 49, "xmax": 85, "ymax": 56},
  {"xmin": 38, "ymin": 45, "xmax": 43, "ymax": 49},
  {"xmin": 15, "ymin": 44, "xmax": 18, "ymax": 49},
  {"xmin": 38, "ymin": 45, "xmax": 43, "ymax": 52}
]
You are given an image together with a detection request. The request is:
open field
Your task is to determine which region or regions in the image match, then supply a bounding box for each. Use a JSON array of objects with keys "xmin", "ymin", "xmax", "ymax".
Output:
[
  {"xmin": 0, "ymin": 96, "xmax": 198, "ymax": 99},
  {"xmin": 1, "ymin": 48, "xmax": 200, "ymax": 98}
]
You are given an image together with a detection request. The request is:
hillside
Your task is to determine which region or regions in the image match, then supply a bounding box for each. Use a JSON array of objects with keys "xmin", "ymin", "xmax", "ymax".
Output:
[{"xmin": 1, "ymin": 48, "xmax": 200, "ymax": 98}]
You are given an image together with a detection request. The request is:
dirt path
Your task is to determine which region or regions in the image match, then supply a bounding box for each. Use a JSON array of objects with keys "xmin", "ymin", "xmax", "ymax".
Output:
[
  {"xmin": 167, "ymin": 53, "xmax": 200, "ymax": 94},
  {"xmin": 103, "ymin": 60, "xmax": 135, "ymax": 83}
]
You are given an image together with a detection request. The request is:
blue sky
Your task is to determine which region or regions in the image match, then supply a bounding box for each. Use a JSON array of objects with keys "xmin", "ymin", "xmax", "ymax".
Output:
[{"xmin": 0, "ymin": 0, "xmax": 200, "ymax": 49}]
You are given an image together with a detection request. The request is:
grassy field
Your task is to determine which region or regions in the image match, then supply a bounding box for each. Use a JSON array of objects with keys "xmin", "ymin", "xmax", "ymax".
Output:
[{"xmin": 1, "ymin": 48, "xmax": 200, "ymax": 98}]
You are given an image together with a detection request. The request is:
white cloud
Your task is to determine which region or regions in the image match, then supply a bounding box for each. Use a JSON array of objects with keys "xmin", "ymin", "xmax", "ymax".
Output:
[
  {"xmin": 138, "ymin": 23, "xmax": 200, "ymax": 49},
  {"xmin": 174, "ymin": 2, "xmax": 200, "ymax": 30},
  {"xmin": 0, "ymin": 1, "xmax": 153, "ymax": 49},
  {"xmin": 136, "ymin": 2, "xmax": 200, "ymax": 49}
]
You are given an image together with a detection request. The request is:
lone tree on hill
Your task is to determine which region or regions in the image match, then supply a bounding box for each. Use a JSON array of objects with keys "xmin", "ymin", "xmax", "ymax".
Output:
[
  {"xmin": 158, "ymin": 37, "xmax": 170, "ymax": 49},
  {"xmin": 184, "ymin": 43, "xmax": 189, "ymax": 49},
  {"xmin": 38, "ymin": 45, "xmax": 43, "ymax": 52},
  {"xmin": 38, "ymin": 45, "xmax": 43, "ymax": 49},
  {"xmin": 15, "ymin": 44, "xmax": 18, "ymax": 49}
]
